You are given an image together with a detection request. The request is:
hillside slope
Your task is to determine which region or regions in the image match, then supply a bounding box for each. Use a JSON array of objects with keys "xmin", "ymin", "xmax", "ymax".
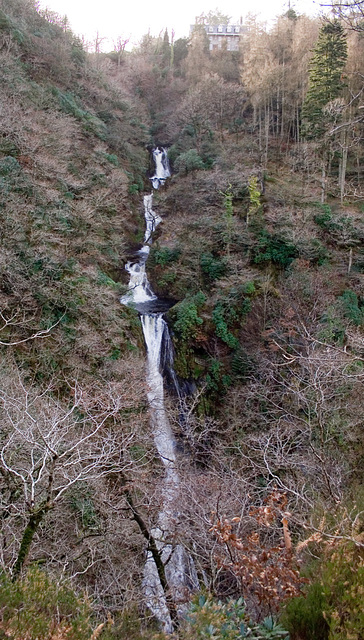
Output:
[{"xmin": 0, "ymin": 3, "xmax": 363, "ymax": 639}]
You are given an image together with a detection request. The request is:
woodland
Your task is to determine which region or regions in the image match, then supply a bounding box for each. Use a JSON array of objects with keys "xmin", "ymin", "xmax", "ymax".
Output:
[{"xmin": 0, "ymin": 0, "xmax": 363, "ymax": 638}]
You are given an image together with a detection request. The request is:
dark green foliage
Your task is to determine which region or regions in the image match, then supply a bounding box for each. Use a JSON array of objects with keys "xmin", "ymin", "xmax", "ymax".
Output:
[
  {"xmin": 173, "ymin": 37, "xmax": 189, "ymax": 71},
  {"xmin": 177, "ymin": 595, "xmax": 289, "ymax": 640},
  {"xmin": 313, "ymin": 204, "xmax": 361, "ymax": 247},
  {"xmin": 252, "ymin": 231, "xmax": 298, "ymax": 268},
  {"xmin": 0, "ymin": 8, "xmax": 27, "ymax": 45},
  {"xmin": 302, "ymin": 20, "xmax": 347, "ymax": 140},
  {"xmin": 212, "ymin": 301, "xmax": 239, "ymax": 348},
  {"xmin": 71, "ymin": 40, "xmax": 86, "ymax": 65},
  {"xmin": 212, "ymin": 284, "xmax": 254, "ymax": 349},
  {"xmin": 281, "ymin": 582, "xmax": 329, "ymax": 640},
  {"xmin": 318, "ymin": 308, "xmax": 346, "ymax": 344},
  {"xmin": 100, "ymin": 607, "xmax": 159, "ymax": 640},
  {"xmin": 96, "ymin": 269, "xmax": 118, "ymax": 288},
  {"xmin": 170, "ymin": 292, "xmax": 206, "ymax": 378},
  {"xmin": 0, "ymin": 138, "xmax": 20, "ymax": 157},
  {"xmin": 0, "ymin": 567, "xmax": 92, "ymax": 639},
  {"xmin": 52, "ymin": 88, "xmax": 108, "ymax": 139},
  {"xmin": 151, "ymin": 246, "xmax": 181, "ymax": 267},
  {"xmin": 102, "ymin": 152, "xmax": 119, "ymax": 166},
  {"xmin": 174, "ymin": 149, "xmax": 205, "ymax": 174},
  {"xmin": 173, "ymin": 292, "xmax": 206, "ymax": 341},
  {"xmin": 0, "ymin": 156, "xmax": 21, "ymax": 176},
  {"xmin": 338, "ymin": 289, "xmax": 363, "ymax": 326},
  {"xmin": 200, "ymin": 252, "xmax": 227, "ymax": 282},
  {"xmin": 206, "ymin": 358, "xmax": 232, "ymax": 393},
  {"xmin": 69, "ymin": 486, "xmax": 99, "ymax": 531},
  {"xmin": 314, "ymin": 204, "xmax": 337, "ymax": 229},
  {"xmin": 282, "ymin": 538, "xmax": 364, "ymax": 640},
  {"xmin": 305, "ymin": 239, "xmax": 330, "ymax": 265},
  {"xmin": 127, "ymin": 173, "xmax": 145, "ymax": 194},
  {"xmin": 231, "ymin": 348, "xmax": 253, "ymax": 380}
]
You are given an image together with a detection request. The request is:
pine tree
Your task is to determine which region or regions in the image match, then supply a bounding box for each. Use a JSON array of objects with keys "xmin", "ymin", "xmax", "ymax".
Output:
[{"xmin": 302, "ymin": 20, "xmax": 347, "ymax": 140}]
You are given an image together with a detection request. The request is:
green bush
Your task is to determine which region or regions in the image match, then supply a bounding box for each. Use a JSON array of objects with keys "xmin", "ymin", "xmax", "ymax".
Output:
[
  {"xmin": 52, "ymin": 88, "xmax": 107, "ymax": 139},
  {"xmin": 313, "ymin": 205, "xmax": 360, "ymax": 247},
  {"xmin": 0, "ymin": 156, "xmax": 21, "ymax": 176},
  {"xmin": 212, "ymin": 284, "xmax": 254, "ymax": 350},
  {"xmin": 252, "ymin": 231, "xmax": 298, "ymax": 268},
  {"xmin": 153, "ymin": 595, "xmax": 289, "ymax": 640},
  {"xmin": 323, "ymin": 541, "xmax": 364, "ymax": 640},
  {"xmin": 212, "ymin": 301, "xmax": 239, "ymax": 349},
  {"xmin": 318, "ymin": 307, "xmax": 346, "ymax": 344},
  {"xmin": 338, "ymin": 289, "xmax": 363, "ymax": 326},
  {"xmin": 313, "ymin": 204, "xmax": 334, "ymax": 230},
  {"xmin": 205, "ymin": 358, "xmax": 232, "ymax": 393},
  {"xmin": 282, "ymin": 540, "xmax": 364, "ymax": 640},
  {"xmin": 281, "ymin": 582, "xmax": 329, "ymax": 640},
  {"xmin": 200, "ymin": 252, "xmax": 227, "ymax": 282},
  {"xmin": 173, "ymin": 292, "xmax": 206, "ymax": 341},
  {"xmin": 231, "ymin": 348, "xmax": 253, "ymax": 380},
  {"xmin": 174, "ymin": 149, "xmax": 205, "ymax": 174},
  {"xmin": 68, "ymin": 485, "xmax": 99, "ymax": 531},
  {"xmin": 102, "ymin": 152, "xmax": 119, "ymax": 166},
  {"xmin": 0, "ymin": 567, "xmax": 92, "ymax": 640},
  {"xmin": 152, "ymin": 246, "xmax": 181, "ymax": 267}
]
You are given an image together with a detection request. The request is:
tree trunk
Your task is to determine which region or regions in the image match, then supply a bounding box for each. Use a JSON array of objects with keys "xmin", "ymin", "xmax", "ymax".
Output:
[
  {"xmin": 124, "ymin": 487, "xmax": 179, "ymax": 631},
  {"xmin": 348, "ymin": 246, "xmax": 353, "ymax": 274},
  {"xmin": 339, "ymin": 143, "xmax": 348, "ymax": 205},
  {"xmin": 13, "ymin": 503, "xmax": 51, "ymax": 578},
  {"xmin": 321, "ymin": 159, "xmax": 327, "ymax": 204},
  {"xmin": 264, "ymin": 102, "xmax": 270, "ymax": 167}
]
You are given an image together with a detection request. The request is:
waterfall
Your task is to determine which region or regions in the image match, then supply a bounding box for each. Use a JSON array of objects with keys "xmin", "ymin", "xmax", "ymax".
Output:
[
  {"xmin": 150, "ymin": 147, "xmax": 171, "ymax": 189},
  {"xmin": 121, "ymin": 149, "xmax": 198, "ymax": 633}
]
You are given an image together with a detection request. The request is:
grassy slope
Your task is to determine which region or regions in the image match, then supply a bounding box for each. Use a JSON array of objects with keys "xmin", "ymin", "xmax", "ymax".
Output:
[
  {"xmin": 0, "ymin": 3, "xmax": 363, "ymax": 636},
  {"xmin": 0, "ymin": 2, "xmax": 157, "ymax": 626},
  {"xmin": 0, "ymin": 0, "xmax": 151, "ymax": 383}
]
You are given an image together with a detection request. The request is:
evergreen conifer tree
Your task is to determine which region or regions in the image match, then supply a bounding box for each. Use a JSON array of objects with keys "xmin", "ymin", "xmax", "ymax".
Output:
[{"xmin": 302, "ymin": 20, "xmax": 347, "ymax": 140}]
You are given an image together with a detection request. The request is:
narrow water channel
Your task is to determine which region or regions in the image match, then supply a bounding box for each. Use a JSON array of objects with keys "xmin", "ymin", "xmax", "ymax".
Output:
[{"xmin": 121, "ymin": 148, "xmax": 198, "ymax": 632}]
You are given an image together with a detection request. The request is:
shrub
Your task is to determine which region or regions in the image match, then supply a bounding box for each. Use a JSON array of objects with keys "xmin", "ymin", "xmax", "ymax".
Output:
[
  {"xmin": 319, "ymin": 307, "xmax": 346, "ymax": 344},
  {"xmin": 0, "ymin": 155, "xmax": 21, "ymax": 176},
  {"xmin": 152, "ymin": 246, "xmax": 181, "ymax": 267},
  {"xmin": 205, "ymin": 358, "xmax": 232, "ymax": 393},
  {"xmin": 212, "ymin": 301, "xmax": 239, "ymax": 348},
  {"xmin": 200, "ymin": 252, "xmax": 227, "ymax": 283},
  {"xmin": 231, "ymin": 348, "xmax": 253, "ymax": 380},
  {"xmin": 52, "ymin": 88, "xmax": 107, "ymax": 139},
  {"xmin": 173, "ymin": 292, "xmax": 206, "ymax": 341},
  {"xmin": 313, "ymin": 203, "xmax": 334, "ymax": 230},
  {"xmin": 338, "ymin": 289, "xmax": 363, "ymax": 326},
  {"xmin": 282, "ymin": 540, "xmax": 364, "ymax": 640},
  {"xmin": 252, "ymin": 231, "xmax": 298, "ymax": 268},
  {"xmin": 212, "ymin": 284, "xmax": 254, "ymax": 349},
  {"xmin": 152, "ymin": 595, "xmax": 289, "ymax": 640},
  {"xmin": 0, "ymin": 567, "xmax": 92, "ymax": 640},
  {"xmin": 174, "ymin": 149, "xmax": 205, "ymax": 174},
  {"xmin": 281, "ymin": 582, "xmax": 329, "ymax": 640}
]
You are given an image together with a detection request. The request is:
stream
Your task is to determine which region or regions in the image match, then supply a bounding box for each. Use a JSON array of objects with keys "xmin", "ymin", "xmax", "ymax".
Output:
[{"xmin": 121, "ymin": 148, "xmax": 198, "ymax": 632}]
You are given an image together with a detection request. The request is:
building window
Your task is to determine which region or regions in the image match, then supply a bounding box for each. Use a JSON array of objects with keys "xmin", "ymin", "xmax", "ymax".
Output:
[
  {"xmin": 218, "ymin": 25, "xmax": 223, "ymax": 32},
  {"xmin": 208, "ymin": 26, "xmax": 213, "ymax": 32},
  {"xmin": 234, "ymin": 26, "xmax": 240, "ymax": 33},
  {"xmin": 227, "ymin": 26, "xmax": 232, "ymax": 32}
]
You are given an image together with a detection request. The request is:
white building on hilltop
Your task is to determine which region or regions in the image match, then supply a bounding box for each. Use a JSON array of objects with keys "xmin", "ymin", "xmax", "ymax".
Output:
[{"xmin": 190, "ymin": 18, "xmax": 246, "ymax": 52}]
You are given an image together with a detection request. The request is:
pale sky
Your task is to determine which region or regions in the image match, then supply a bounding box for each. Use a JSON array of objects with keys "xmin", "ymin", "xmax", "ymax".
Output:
[{"xmin": 39, "ymin": 0, "xmax": 323, "ymax": 50}]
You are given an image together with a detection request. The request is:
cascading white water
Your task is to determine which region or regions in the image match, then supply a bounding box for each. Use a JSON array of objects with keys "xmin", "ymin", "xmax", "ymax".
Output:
[
  {"xmin": 121, "ymin": 149, "xmax": 198, "ymax": 633},
  {"xmin": 141, "ymin": 314, "xmax": 177, "ymax": 468},
  {"xmin": 150, "ymin": 147, "xmax": 171, "ymax": 189}
]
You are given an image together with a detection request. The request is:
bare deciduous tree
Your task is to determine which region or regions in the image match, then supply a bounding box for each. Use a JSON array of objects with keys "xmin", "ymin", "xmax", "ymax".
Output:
[{"xmin": 0, "ymin": 363, "xmax": 145, "ymax": 577}]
